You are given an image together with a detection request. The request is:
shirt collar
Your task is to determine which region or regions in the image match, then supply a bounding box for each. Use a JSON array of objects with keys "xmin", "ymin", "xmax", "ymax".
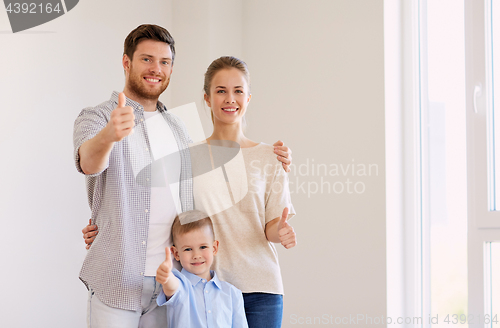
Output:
[
  {"xmin": 180, "ymin": 268, "xmax": 222, "ymax": 290},
  {"xmin": 110, "ymin": 91, "xmax": 166, "ymax": 113},
  {"xmin": 210, "ymin": 271, "xmax": 223, "ymax": 290}
]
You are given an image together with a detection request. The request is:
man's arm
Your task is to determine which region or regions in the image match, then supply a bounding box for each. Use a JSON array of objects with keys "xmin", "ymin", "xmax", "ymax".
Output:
[
  {"xmin": 79, "ymin": 92, "xmax": 135, "ymax": 174},
  {"xmin": 82, "ymin": 219, "xmax": 98, "ymax": 250},
  {"xmin": 273, "ymin": 140, "xmax": 292, "ymax": 172},
  {"xmin": 265, "ymin": 207, "xmax": 297, "ymax": 249},
  {"xmin": 156, "ymin": 247, "xmax": 180, "ymax": 297}
]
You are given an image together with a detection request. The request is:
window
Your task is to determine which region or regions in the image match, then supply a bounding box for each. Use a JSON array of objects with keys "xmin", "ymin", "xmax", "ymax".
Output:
[
  {"xmin": 387, "ymin": 0, "xmax": 500, "ymax": 326},
  {"xmin": 466, "ymin": 0, "xmax": 500, "ymax": 324}
]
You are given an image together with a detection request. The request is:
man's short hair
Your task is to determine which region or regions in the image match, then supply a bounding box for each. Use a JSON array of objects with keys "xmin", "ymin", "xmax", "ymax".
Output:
[
  {"xmin": 171, "ymin": 210, "xmax": 215, "ymax": 245},
  {"xmin": 124, "ymin": 24, "xmax": 175, "ymax": 62}
]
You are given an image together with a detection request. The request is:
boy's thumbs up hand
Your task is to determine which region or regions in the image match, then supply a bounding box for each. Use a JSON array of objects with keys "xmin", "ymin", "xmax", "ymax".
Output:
[
  {"xmin": 277, "ymin": 207, "xmax": 296, "ymax": 249},
  {"xmin": 156, "ymin": 247, "xmax": 173, "ymax": 285},
  {"xmin": 104, "ymin": 92, "xmax": 135, "ymax": 143}
]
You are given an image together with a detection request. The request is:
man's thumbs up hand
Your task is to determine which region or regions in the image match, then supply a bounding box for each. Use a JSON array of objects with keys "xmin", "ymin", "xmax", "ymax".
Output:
[
  {"xmin": 278, "ymin": 207, "xmax": 296, "ymax": 249},
  {"xmin": 105, "ymin": 92, "xmax": 135, "ymax": 142},
  {"xmin": 117, "ymin": 92, "xmax": 126, "ymax": 108}
]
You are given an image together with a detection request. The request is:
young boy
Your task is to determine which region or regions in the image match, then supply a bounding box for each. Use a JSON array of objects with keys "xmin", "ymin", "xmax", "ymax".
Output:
[{"xmin": 155, "ymin": 210, "xmax": 249, "ymax": 328}]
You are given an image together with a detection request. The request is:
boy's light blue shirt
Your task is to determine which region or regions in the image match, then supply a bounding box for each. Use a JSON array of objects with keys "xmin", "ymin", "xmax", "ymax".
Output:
[{"xmin": 156, "ymin": 268, "xmax": 249, "ymax": 328}]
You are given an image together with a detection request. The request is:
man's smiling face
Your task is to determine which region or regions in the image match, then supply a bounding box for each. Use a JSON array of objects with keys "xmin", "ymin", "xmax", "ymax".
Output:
[{"xmin": 124, "ymin": 39, "xmax": 173, "ymax": 101}]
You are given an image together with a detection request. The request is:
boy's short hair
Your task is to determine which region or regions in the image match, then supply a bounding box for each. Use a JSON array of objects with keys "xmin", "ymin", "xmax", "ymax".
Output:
[{"xmin": 172, "ymin": 210, "xmax": 215, "ymax": 245}]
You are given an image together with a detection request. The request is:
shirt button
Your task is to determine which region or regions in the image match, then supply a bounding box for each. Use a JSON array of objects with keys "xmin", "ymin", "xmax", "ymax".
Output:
[
  {"xmin": 146, "ymin": 178, "xmax": 150, "ymax": 181},
  {"xmin": 140, "ymin": 272, "xmax": 144, "ymax": 276},
  {"xmin": 202, "ymin": 279, "xmax": 205, "ymax": 283},
  {"xmin": 208, "ymin": 310, "xmax": 211, "ymax": 314},
  {"xmin": 140, "ymin": 118, "xmax": 144, "ymax": 122},
  {"xmin": 145, "ymin": 148, "xmax": 149, "ymax": 151},
  {"xmin": 205, "ymin": 290, "xmax": 208, "ymax": 293},
  {"xmin": 145, "ymin": 209, "xmax": 149, "ymax": 213},
  {"xmin": 142, "ymin": 241, "xmax": 146, "ymax": 245}
]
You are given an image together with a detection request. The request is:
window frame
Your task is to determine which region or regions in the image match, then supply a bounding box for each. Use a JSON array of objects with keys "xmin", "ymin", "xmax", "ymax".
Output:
[
  {"xmin": 465, "ymin": 0, "xmax": 500, "ymax": 325},
  {"xmin": 385, "ymin": 0, "xmax": 500, "ymax": 326}
]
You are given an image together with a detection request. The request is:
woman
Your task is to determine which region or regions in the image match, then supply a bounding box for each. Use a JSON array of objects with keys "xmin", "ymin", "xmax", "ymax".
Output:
[
  {"xmin": 197, "ymin": 56, "xmax": 297, "ymax": 328},
  {"xmin": 83, "ymin": 56, "xmax": 297, "ymax": 328}
]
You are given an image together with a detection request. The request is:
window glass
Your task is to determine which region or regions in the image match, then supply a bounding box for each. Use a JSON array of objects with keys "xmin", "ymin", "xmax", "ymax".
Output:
[
  {"xmin": 491, "ymin": 0, "xmax": 500, "ymax": 210},
  {"xmin": 491, "ymin": 242, "xmax": 500, "ymax": 327},
  {"xmin": 422, "ymin": 0, "xmax": 468, "ymax": 324}
]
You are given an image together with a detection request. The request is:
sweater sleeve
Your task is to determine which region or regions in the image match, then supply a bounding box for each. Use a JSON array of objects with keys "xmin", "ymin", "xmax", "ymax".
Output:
[{"xmin": 265, "ymin": 159, "xmax": 296, "ymax": 224}]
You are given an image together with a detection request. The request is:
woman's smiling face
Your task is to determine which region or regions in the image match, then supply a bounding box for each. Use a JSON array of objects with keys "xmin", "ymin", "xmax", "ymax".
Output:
[{"xmin": 205, "ymin": 68, "xmax": 252, "ymax": 126}]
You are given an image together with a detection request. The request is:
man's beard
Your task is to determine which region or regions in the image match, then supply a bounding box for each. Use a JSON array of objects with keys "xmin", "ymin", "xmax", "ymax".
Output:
[{"xmin": 128, "ymin": 67, "xmax": 170, "ymax": 100}]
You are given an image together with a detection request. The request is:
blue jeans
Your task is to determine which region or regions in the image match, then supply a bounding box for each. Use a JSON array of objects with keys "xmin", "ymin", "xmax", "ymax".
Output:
[{"xmin": 243, "ymin": 293, "xmax": 283, "ymax": 328}]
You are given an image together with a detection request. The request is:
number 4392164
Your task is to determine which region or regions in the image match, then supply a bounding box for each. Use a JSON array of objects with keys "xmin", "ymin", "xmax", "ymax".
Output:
[
  {"xmin": 443, "ymin": 314, "xmax": 498, "ymax": 325},
  {"xmin": 6, "ymin": 3, "xmax": 61, "ymax": 14}
]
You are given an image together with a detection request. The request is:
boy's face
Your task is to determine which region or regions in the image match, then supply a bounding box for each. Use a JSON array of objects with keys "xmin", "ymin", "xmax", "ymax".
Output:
[{"xmin": 171, "ymin": 225, "xmax": 219, "ymax": 281}]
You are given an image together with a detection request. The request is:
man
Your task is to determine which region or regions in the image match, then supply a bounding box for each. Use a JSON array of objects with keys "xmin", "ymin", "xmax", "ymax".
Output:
[{"xmin": 74, "ymin": 24, "xmax": 292, "ymax": 327}]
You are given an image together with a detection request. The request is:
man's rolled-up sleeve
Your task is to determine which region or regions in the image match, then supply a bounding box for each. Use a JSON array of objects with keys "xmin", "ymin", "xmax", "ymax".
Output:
[{"xmin": 73, "ymin": 107, "xmax": 108, "ymax": 176}]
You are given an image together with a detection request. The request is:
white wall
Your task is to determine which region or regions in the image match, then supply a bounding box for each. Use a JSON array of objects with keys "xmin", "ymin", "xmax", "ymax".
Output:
[
  {"xmin": 244, "ymin": 1, "xmax": 386, "ymax": 324},
  {"xmin": 0, "ymin": 0, "xmax": 386, "ymax": 327},
  {"xmin": 0, "ymin": 1, "xmax": 173, "ymax": 327},
  {"xmin": 172, "ymin": 0, "xmax": 387, "ymax": 326}
]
